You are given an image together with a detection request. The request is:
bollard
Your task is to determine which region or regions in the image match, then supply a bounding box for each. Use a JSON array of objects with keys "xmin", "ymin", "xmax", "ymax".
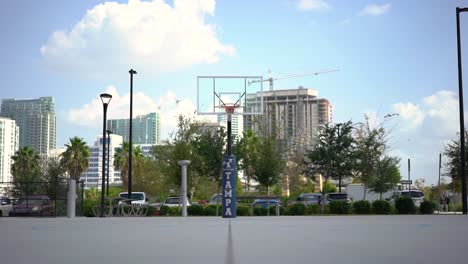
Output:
[
  {"xmin": 67, "ymin": 180, "xmax": 76, "ymax": 218},
  {"xmin": 276, "ymin": 203, "xmax": 280, "ymax": 216},
  {"xmin": 178, "ymin": 160, "xmax": 191, "ymax": 217}
]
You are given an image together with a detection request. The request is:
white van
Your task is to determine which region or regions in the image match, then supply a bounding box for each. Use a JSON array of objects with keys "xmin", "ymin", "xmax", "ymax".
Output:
[{"xmin": 119, "ymin": 192, "xmax": 148, "ymax": 205}]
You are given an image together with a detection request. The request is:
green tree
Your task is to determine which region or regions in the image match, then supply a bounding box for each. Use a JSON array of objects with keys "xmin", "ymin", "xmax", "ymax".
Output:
[
  {"xmin": 235, "ymin": 130, "xmax": 260, "ymax": 192},
  {"xmin": 195, "ymin": 127, "xmax": 226, "ymax": 188},
  {"xmin": 132, "ymin": 157, "xmax": 165, "ymax": 197},
  {"xmin": 156, "ymin": 115, "xmax": 204, "ymax": 198},
  {"xmin": 443, "ymin": 132, "xmax": 468, "ymax": 193},
  {"xmin": 368, "ymin": 156, "xmax": 401, "ymax": 199},
  {"xmin": 114, "ymin": 142, "xmax": 144, "ymax": 188},
  {"xmin": 10, "ymin": 146, "xmax": 42, "ymax": 197},
  {"xmin": 354, "ymin": 116, "xmax": 387, "ymax": 200},
  {"xmin": 306, "ymin": 122, "xmax": 355, "ymax": 191},
  {"xmin": 305, "ymin": 121, "xmax": 355, "ymax": 212},
  {"xmin": 42, "ymin": 157, "xmax": 67, "ymax": 199},
  {"xmin": 252, "ymin": 137, "xmax": 284, "ymax": 194},
  {"xmin": 60, "ymin": 137, "xmax": 90, "ymax": 181}
]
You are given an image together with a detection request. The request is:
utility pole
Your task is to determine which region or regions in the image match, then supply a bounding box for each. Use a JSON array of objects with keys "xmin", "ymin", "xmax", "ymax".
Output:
[
  {"xmin": 456, "ymin": 7, "xmax": 468, "ymax": 214},
  {"xmin": 408, "ymin": 159, "xmax": 411, "ymax": 195}
]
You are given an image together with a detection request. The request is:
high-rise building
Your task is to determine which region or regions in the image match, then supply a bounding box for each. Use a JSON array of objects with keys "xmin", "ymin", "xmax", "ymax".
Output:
[
  {"xmin": 80, "ymin": 134, "xmax": 123, "ymax": 189},
  {"xmin": 107, "ymin": 112, "xmax": 160, "ymax": 144},
  {"xmin": 0, "ymin": 97, "xmax": 56, "ymax": 155},
  {"xmin": 244, "ymin": 87, "xmax": 332, "ymax": 150},
  {"xmin": 0, "ymin": 118, "xmax": 19, "ymax": 195}
]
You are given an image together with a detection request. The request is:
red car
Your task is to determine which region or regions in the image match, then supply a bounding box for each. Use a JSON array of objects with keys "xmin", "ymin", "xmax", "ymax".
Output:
[{"xmin": 9, "ymin": 196, "xmax": 54, "ymax": 216}]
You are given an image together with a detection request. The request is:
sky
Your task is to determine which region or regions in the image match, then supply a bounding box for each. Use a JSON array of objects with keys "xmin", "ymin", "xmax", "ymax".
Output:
[{"xmin": 1, "ymin": 0, "xmax": 468, "ymax": 185}]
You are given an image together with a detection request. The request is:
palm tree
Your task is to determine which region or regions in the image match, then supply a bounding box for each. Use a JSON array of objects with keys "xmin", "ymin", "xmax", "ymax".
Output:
[
  {"xmin": 114, "ymin": 142, "xmax": 144, "ymax": 188},
  {"xmin": 11, "ymin": 146, "xmax": 42, "ymax": 196},
  {"xmin": 60, "ymin": 137, "xmax": 90, "ymax": 181}
]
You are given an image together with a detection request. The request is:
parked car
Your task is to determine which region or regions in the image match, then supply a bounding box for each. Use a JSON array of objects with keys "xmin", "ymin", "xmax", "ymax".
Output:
[
  {"xmin": 296, "ymin": 193, "xmax": 323, "ymax": 206},
  {"xmin": 119, "ymin": 192, "xmax": 148, "ymax": 205},
  {"xmin": 9, "ymin": 196, "xmax": 54, "ymax": 216},
  {"xmin": 390, "ymin": 190, "xmax": 425, "ymax": 207},
  {"xmin": 0, "ymin": 196, "xmax": 13, "ymax": 216},
  {"xmin": 324, "ymin": 193, "xmax": 352, "ymax": 204},
  {"xmin": 163, "ymin": 196, "xmax": 191, "ymax": 207},
  {"xmin": 252, "ymin": 199, "xmax": 281, "ymax": 209}
]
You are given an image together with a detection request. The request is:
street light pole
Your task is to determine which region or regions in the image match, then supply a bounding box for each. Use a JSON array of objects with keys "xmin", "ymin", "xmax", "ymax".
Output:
[
  {"xmin": 100, "ymin": 93, "xmax": 112, "ymax": 217},
  {"xmin": 106, "ymin": 130, "xmax": 112, "ymax": 197},
  {"xmin": 128, "ymin": 69, "xmax": 137, "ymax": 199},
  {"xmin": 456, "ymin": 7, "xmax": 468, "ymax": 215}
]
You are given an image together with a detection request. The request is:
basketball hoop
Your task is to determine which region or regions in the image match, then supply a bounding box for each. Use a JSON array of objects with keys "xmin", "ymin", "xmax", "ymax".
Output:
[{"xmin": 221, "ymin": 103, "xmax": 240, "ymax": 115}]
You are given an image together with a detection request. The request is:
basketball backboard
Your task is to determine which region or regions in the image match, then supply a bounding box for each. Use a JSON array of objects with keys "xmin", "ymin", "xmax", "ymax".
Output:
[{"xmin": 197, "ymin": 76, "xmax": 264, "ymax": 115}]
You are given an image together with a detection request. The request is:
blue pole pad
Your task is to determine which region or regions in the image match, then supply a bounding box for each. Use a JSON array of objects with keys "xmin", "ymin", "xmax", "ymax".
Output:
[{"xmin": 222, "ymin": 155, "xmax": 237, "ymax": 218}]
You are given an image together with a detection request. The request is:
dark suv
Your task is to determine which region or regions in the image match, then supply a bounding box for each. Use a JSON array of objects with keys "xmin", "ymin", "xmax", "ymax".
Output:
[{"xmin": 9, "ymin": 196, "xmax": 54, "ymax": 216}]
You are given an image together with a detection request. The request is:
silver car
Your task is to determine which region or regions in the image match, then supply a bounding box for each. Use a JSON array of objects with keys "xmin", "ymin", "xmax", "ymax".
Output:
[
  {"xmin": 324, "ymin": 193, "xmax": 352, "ymax": 204},
  {"xmin": 297, "ymin": 193, "xmax": 323, "ymax": 205}
]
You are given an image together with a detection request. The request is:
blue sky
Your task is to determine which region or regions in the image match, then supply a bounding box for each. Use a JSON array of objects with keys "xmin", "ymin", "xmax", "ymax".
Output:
[{"xmin": 1, "ymin": 0, "xmax": 468, "ymax": 185}]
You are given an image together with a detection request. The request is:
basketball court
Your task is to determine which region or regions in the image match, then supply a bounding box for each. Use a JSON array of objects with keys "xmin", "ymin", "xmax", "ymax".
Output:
[{"xmin": 1, "ymin": 216, "xmax": 467, "ymax": 264}]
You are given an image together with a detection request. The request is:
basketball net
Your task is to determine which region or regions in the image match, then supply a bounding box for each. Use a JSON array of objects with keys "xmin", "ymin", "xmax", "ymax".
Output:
[{"xmin": 221, "ymin": 103, "xmax": 239, "ymax": 121}]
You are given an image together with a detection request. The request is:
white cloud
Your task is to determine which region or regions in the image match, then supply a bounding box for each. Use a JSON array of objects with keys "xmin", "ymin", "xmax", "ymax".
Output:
[
  {"xmin": 40, "ymin": 0, "xmax": 235, "ymax": 78},
  {"xmin": 422, "ymin": 90, "xmax": 460, "ymax": 138},
  {"xmin": 359, "ymin": 3, "xmax": 391, "ymax": 16},
  {"xmin": 392, "ymin": 102, "xmax": 425, "ymax": 129},
  {"xmin": 66, "ymin": 86, "xmax": 213, "ymax": 139},
  {"xmin": 383, "ymin": 90, "xmax": 463, "ymax": 185},
  {"xmin": 297, "ymin": 0, "xmax": 329, "ymax": 11},
  {"xmin": 392, "ymin": 90, "xmax": 461, "ymax": 137}
]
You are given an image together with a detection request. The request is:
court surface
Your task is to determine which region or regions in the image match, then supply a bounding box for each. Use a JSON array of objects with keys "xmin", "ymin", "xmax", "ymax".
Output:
[{"xmin": 1, "ymin": 216, "xmax": 467, "ymax": 264}]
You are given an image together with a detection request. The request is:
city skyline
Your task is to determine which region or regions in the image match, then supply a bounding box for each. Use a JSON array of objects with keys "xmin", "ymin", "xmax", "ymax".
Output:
[
  {"xmin": 0, "ymin": 97, "xmax": 56, "ymax": 155},
  {"xmin": 0, "ymin": 0, "xmax": 467, "ymax": 185},
  {"xmin": 107, "ymin": 112, "xmax": 161, "ymax": 145}
]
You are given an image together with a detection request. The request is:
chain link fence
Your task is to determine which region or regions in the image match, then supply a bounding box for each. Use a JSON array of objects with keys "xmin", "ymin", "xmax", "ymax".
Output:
[{"xmin": 0, "ymin": 180, "xmax": 84, "ymax": 217}]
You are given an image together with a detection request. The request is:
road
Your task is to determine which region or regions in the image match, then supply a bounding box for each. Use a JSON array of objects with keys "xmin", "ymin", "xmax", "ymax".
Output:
[{"xmin": 1, "ymin": 216, "xmax": 467, "ymax": 264}]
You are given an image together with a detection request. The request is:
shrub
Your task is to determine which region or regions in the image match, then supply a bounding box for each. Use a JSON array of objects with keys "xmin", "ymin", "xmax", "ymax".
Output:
[
  {"xmin": 188, "ymin": 205, "xmax": 204, "ymax": 216},
  {"xmin": 168, "ymin": 206, "xmax": 180, "ymax": 216},
  {"xmin": 419, "ymin": 201, "xmax": 436, "ymax": 214},
  {"xmin": 329, "ymin": 201, "xmax": 352, "ymax": 214},
  {"xmin": 204, "ymin": 205, "xmax": 221, "ymax": 216},
  {"xmin": 287, "ymin": 203, "xmax": 306, "ymax": 215},
  {"xmin": 305, "ymin": 204, "xmax": 321, "ymax": 215},
  {"xmin": 254, "ymin": 207, "xmax": 268, "ymax": 216},
  {"xmin": 395, "ymin": 196, "xmax": 416, "ymax": 214},
  {"xmin": 146, "ymin": 206, "xmax": 156, "ymax": 216},
  {"xmin": 159, "ymin": 205, "xmax": 169, "ymax": 216},
  {"xmin": 83, "ymin": 199, "xmax": 99, "ymax": 217},
  {"xmin": 372, "ymin": 200, "xmax": 391, "ymax": 214},
  {"xmin": 237, "ymin": 205, "xmax": 250, "ymax": 216},
  {"xmin": 353, "ymin": 200, "xmax": 371, "ymax": 214},
  {"xmin": 268, "ymin": 205, "xmax": 286, "ymax": 216}
]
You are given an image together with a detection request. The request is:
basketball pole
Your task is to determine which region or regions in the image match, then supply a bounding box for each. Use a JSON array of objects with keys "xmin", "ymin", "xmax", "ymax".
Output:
[{"xmin": 227, "ymin": 113, "xmax": 232, "ymax": 156}]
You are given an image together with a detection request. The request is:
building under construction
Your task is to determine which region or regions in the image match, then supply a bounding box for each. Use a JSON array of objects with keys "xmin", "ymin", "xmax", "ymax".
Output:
[{"xmin": 244, "ymin": 87, "xmax": 332, "ymax": 150}]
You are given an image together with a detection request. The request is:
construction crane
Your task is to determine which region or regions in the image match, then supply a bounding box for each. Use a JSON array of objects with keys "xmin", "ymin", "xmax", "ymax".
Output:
[{"xmin": 249, "ymin": 69, "xmax": 339, "ymax": 91}]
